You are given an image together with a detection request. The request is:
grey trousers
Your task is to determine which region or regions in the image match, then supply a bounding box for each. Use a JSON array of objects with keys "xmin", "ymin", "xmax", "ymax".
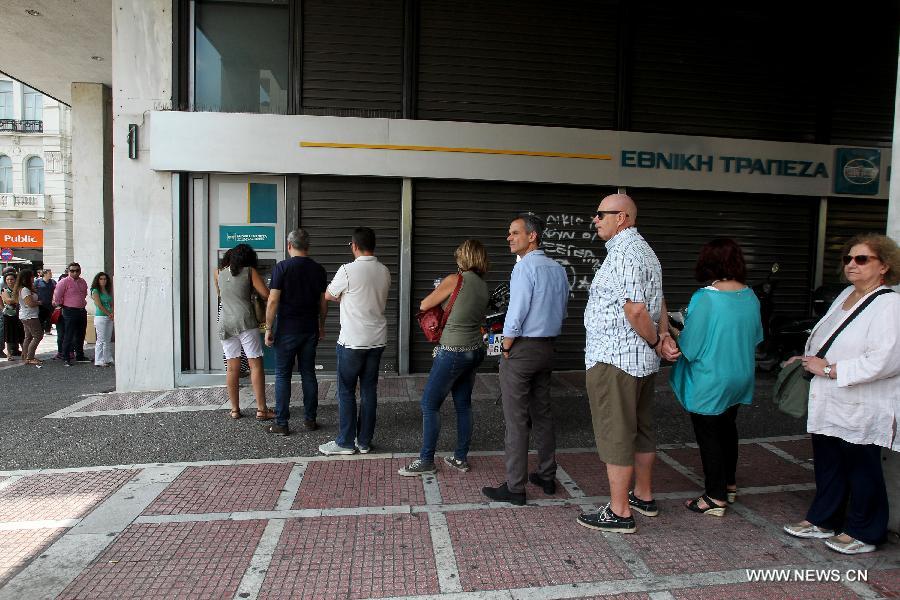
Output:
[{"xmin": 499, "ymin": 338, "xmax": 556, "ymax": 494}]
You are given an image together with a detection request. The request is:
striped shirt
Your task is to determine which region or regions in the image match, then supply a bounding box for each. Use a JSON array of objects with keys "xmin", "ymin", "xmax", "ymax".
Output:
[{"xmin": 584, "ymin": 227, "xmax": 663, "ymax": 377}]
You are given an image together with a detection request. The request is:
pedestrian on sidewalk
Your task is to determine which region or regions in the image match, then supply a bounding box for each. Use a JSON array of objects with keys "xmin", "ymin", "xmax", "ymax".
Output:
[
  {"xmin": 399, "ymin": 240, "xmax": 490, "ymax": 477},
  {"xmin": 577, "ymin": 194, "xmax": 679, "ymax": 534},
  {"xmin": 53, "ymin": 263, "xmax": 89, "ymax": 366},
  {"xmin": 35, "ymin": 269, "xmax": 56, "ymax": 334},
  {"xmin": 669, "ymin": 239, "xmax": 762, "ymax": 517},
  {"xmin": 264, "ymin": 228, "xmax": 328, "ymax": 436},
  {"xmin": 90, "ymin": 272, "xmax": 115, "ymax": 367},
  {"xmin": 318, "ymin": 227, "xmax": 390, "ymax": 456},
  {"xmin": 482, "ymin": 214, "xmax": 569, "ymax": 506},
  {"xmin": 784, "ymin": 233, "xmax": 900, "ymax": 556},
  {"xmin": 14, "ymin": 269, "xmax": 44, "ymax": 367},
  {"xmin": 2, "ymin": 269, "xmax": 24, "ymax": 360},
  {"xmin": 53, "ymin": 271, "xmax": 68, "ymax": 359},
  {"xmin": 215, "ymin": 244, "xmax": 272, "ymax": 421}
]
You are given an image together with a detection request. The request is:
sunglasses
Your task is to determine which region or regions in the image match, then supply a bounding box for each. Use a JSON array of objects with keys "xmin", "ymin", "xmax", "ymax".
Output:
[
  {"xmin": 842, "ymin": 254, "xmax": 879, "ymax": 266},
  {"xmin": 595, "ymin": 210, "xmax": 625, "ymax": 220},
  {"xmin": 69, "ymin": 268, "xmax": 81, "ymax": 273}
]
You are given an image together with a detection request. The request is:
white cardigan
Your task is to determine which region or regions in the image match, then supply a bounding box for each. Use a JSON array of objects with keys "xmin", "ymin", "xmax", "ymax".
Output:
[{"xmin": 805, "ymin": 285, "xmax": 900, "ymax": 450}]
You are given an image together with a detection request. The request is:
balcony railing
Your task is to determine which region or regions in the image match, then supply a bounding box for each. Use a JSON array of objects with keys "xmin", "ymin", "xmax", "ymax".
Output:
[
  {"xmin": 0, "ymin": 119, "xmax": 43, "ymax": 133},
  {"xmin": 0, "ymin": 193, "xmax": 46, "ymax": 213}
]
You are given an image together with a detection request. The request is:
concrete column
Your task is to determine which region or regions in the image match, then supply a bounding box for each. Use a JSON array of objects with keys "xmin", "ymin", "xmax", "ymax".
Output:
[
  {"xmin": 112, "ymin": 0, "xmax": 176, "ymax": 391},
  {"xmin": 884, "ymin": 42, "xmax": 900, "ymax": 539},
  {"xmin": 71, "ymin": 82, "xmax": 113, "ymax": 281}
]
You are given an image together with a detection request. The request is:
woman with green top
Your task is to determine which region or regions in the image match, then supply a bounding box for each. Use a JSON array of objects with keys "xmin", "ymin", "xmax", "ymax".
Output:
[
  {"xmin": 669, "ymin": 238, "xmax": 763, "ymax": 516},
  {"xmin": 90, "ymin": 272, "xmax": 114, "ymax": 367},
  {"xmin": 399, "ymin": 240, "xmax": 491, "ymax": 477},
  {"xmin": 1, "ymin": 269, "xmax": 24, "ymax": 359}
]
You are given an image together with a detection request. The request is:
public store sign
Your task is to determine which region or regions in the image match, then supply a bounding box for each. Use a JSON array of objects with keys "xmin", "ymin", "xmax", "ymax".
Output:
[
  {"xmin": 150, "ymin": 112, "xmax": 892, "ymax": 199},
  {"xmin": 0, "ymin": 229, "xmax": 43, "ymax": 248}
]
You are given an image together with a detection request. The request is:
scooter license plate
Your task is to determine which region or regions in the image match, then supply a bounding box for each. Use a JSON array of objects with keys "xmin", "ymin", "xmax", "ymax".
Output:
[{"xmin": 486, "ymin": 333, "xmax": 505, "ymax": 356}]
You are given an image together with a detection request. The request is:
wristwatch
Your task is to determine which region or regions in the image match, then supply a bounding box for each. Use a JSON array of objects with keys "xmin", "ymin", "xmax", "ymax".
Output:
[{"xmin": 823, "ymin": 364, "xmax": 833, "ymax": 378}]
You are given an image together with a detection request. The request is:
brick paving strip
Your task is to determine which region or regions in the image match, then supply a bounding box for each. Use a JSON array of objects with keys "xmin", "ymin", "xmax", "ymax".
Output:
[{"xmin": 0, "ymin": 438, "xmax": 897, "ymax": 599}]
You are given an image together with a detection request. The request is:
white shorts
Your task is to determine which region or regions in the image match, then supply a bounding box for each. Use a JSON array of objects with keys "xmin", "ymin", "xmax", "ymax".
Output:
[{"xmin": 221, "ymin": 328, "xmax": 264, "ymax": 360}]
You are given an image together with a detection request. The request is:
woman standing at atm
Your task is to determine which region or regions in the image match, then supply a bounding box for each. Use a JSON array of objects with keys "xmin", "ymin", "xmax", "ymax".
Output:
[{"xmin": 215, "ymin": 243, "xmax": 272, "ymax": 420}]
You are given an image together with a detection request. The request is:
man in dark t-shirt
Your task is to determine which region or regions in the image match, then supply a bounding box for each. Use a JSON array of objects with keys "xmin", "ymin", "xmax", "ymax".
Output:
[{"xmin": 264, "ymin": 228, "xmax": 328, "ymax": 435}]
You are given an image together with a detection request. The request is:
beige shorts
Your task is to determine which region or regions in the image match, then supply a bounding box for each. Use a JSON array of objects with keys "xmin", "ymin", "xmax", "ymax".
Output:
[
  {"xmin": 221, "ymin": 328, "xmax": 263, "ymax": 360},
  {"xmin": 586, "ymin": 362, "xmax": 656, "ymax": 466}
]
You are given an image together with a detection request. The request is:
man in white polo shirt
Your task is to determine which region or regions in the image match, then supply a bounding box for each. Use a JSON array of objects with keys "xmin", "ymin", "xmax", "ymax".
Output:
[{"xmin": 318, "ymin": 227, "xmax": 391, "ymax": 455}]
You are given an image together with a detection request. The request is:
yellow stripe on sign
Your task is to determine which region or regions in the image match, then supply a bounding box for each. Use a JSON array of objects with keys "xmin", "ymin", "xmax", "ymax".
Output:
[{"xmin": 299, "ymin": 141, "xmax": 612, "ymax": 161}]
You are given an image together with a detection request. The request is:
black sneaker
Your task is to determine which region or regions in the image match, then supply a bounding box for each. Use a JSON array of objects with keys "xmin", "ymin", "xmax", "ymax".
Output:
[
  {"xmin": 398, "ymin": 459, "xmax": 437, "ymax": 477},
  {"xmin": 75, "ymin": 356, "xmax": 91, "ymax": 363},
  {"xmin": 64, "ymin": 361, "xmax": 73, "ymax": 367},
  {"xmin": 267, "ymin": 424, "xmax": 290, "ymax": 436},
  {"xmin": 628, "ymin": 490, "xmax": 658, "ymax": 517},
  {"xmin": 482, "ymin": 483, "xmax": 526, "ymax": 506},
  {"xmin": 528, "ymin": 472, "xmax": 557, "ymax": 495},
  {"xmin": 577, "ymin": 503, "xmax": 636, "ymax": 534}
]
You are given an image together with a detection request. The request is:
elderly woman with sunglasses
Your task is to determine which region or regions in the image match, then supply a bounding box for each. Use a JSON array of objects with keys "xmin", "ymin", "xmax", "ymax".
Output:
[{"xmin": 783, "ymin": 233, "xmax": 900, "ymax": 555}]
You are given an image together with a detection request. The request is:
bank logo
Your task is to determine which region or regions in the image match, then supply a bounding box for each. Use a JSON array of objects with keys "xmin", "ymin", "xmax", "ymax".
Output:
[{"xmin": 834, "ymin": 148, "xmax": 881, "ymax": 195}]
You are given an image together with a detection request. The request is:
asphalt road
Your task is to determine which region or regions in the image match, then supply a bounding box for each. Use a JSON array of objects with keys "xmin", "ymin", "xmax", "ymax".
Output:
[{"xmin": 0, "ymin": 352, "xmax": 806, "ymax": 471}]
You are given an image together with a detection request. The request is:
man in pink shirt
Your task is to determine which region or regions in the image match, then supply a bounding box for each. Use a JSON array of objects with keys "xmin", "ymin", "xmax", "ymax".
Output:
[{"xmin": 53, "ymin": 262, "xmax": 89, "ymax": 366}]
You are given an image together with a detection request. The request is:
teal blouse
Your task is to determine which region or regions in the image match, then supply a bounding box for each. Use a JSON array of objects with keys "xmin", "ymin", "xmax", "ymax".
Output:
[
  {"xmin": 91, "ymin": 287, "xmax": 113, "ymax": 317},
  {"xmin": 669, "ymin": 287, "xmax": 763, "ymax": 415}
]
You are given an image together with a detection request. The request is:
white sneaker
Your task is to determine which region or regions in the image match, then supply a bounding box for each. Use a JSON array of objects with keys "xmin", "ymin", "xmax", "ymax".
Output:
[
  {"xmin": 825, "ymin": 535, "xmax": 876, "ymax": 555},
  {"xmin": 783, "ymin": 522, "xmax": 835, "ymax": 539},
  {"xmin": 318, "ymin": 440, "xmax": 356, "ymax": 456}
]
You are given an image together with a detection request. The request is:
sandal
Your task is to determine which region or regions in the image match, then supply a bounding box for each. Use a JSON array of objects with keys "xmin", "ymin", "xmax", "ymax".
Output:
[
  {"xmin": 686, "ymin": 494, "xmax": 727, "ymax": 517},
  {"xmin": 256, "ymin": 408, "xmax": 276, "ymax": 421},
  {"xmin": 726, "ymin": 486, "xmax": 737, "ymax": 504},
  {"xmin": 229, "ymin": 409, "xmax": 242, "ymax": 420}
]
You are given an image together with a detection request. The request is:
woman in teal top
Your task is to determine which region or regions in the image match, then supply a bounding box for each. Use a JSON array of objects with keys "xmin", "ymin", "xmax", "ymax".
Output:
[
  {"xmin": 670, "ymin": 239, "xmax": 762, "ymax": 517},
  {"xmin": 90, "ymin": 272, "xmax": 115, "ymax": 367}
]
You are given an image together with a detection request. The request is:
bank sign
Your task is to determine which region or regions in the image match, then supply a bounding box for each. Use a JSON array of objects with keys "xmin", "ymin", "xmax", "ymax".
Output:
[{"xmin": 621, "ymin": 147, "xmax": 882, "ymax": 196}]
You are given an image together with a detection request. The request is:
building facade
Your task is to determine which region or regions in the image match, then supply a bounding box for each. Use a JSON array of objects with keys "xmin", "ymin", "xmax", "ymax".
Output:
[{"xmin": 0, "ymin": 75, "xmax": 73, "ymax": 274}]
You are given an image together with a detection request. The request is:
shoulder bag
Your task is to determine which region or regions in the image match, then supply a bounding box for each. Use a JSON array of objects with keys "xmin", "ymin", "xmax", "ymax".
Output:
[
  {"xmin": 774, "ymin": 288, "xmax": 894, "ymax": 418},
  {"xmin": 417, "ymin": 273, "xmax": 464, "ymax": 343}
]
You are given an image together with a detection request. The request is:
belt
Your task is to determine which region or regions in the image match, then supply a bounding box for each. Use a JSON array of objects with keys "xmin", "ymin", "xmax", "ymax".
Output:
[{"xmin": 519, "ymin": 336, "xmax": 556, "ymax": 341}]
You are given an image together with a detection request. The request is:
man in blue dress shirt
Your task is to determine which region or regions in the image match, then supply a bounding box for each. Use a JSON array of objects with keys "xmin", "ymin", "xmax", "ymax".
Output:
[{"xmin": 483, "ymin": 213, "xmax": 570, "ymax": 505}]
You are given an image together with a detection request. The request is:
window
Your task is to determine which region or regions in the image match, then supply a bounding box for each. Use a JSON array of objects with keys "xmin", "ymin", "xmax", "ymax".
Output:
[
  {"xmin": 194, "ymin": 0, "xmax": 289, "ymax": 114},
  {"xmin": 0, "ymin": 156, "xmax": 11, "ymax": 193},
  {"xmin": 23, "ymin": 86, "xmax": 42, "ymax": 121},
  {"xmin": 25, "ymin": 156, "xmax": 44, "ymax": 194},
  {"xmin": 0, "ymin": 82, "xmax": 12, "ymax": 119}
]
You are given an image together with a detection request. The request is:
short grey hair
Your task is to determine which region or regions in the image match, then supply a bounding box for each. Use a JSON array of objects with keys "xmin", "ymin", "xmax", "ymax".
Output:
[
  {"xmin": 287, "ymin": 228, "xmax": 310, "ymax": 251},
  {"xmin": 515, "ymin": 212, "xmax": 544, "ymax": 245}
]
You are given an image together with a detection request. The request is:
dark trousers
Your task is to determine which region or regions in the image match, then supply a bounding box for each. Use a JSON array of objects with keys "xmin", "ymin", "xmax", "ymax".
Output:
[
  {"xmin": 38, "ymin": 305, "xmax": 52, "ymax": 333},
  {"xmin": 806, "ymin": 433, "xmax": 889, "ymax": 545},
  {"xmin": 56, "ymin": 310, "xmax": 66, "ymax": 355},
  {"xmin": 335, "ymin": 344, "xmax": 385, "ymax": 449},
  {"xmin": 273, "ymin": 331, "xmax": 319, "ymax": 426},
  {"xmin": 689, "ymin": 405, "xmax": 739, "ymax": 502},
  {"xmin": 61, "ymin": 307, "xmax": 87, "ymax": 360},
  {"xmin": 499, "ymin": 338, "xmax": 556, "ymax": 494}
]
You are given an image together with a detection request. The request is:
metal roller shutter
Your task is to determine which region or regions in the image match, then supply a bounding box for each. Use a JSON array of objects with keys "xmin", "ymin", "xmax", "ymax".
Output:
[
  {"xmin": 411, "ymin": 182, "xmax": 817, "ymax": 372},
  {"xmin": 302, "ymin": 0, "xmax": 403, "ymax": 118},
  {"xmin": 411, "ymin": 179, "xmax": 615, "ymax": 372},
  {"xmin": 416, "ymin": 0, "xmax": 618, "ymax": 129},
  {"xmin": 822, "ymin": 198, "xmax": 888, "ymax": 285},
  {"xmin": 299, "ymin": 176, "xmax": 401, "ymax": 372},
  {"xmin": 629, "ymin": 6, "xmax": 818, "ymax": 142},
  {"xmin": 632, "ymin": 188, "xmax": 818, "ymax": 315}
]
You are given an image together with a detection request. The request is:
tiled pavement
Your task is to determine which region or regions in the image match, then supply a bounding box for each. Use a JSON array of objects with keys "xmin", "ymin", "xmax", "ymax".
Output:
[{"xmin": 0, "ymin": 436, "xmax": 898, "ymax": 599}]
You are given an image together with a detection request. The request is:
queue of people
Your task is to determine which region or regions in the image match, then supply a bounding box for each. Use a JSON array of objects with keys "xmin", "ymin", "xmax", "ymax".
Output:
[
  {"xmin": 0, "ymin": 263, "xmax": 115, "ymax": 368},
  {"xmin": 217, "ymin": 196, "xmax": 898, "ymax": 557}
]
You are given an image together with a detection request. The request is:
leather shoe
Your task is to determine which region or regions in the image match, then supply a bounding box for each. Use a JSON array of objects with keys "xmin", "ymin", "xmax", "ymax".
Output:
[
  {"xmin": 482, "ymin": 483, "xmax": 525, "ymax": 506},
  {"xmin": 304, "ymin": 419, "xmax": 319, "ymax": 431},
  {"xmin": 528, "ymin": 473, "xmax": 557, "ymax": 495}
]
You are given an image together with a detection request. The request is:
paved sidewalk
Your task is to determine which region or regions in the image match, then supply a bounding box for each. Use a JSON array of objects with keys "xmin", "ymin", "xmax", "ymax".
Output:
[{"xmin": 0, "ymin": 436, "xmax": 897, "ymax": 599}]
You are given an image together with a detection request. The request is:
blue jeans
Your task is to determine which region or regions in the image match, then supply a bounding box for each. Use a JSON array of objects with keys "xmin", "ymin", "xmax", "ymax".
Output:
[
  {"xmin": 420, "ymin": 347, "xmax": 486, "ymax": 462},
  {"xmin": 274, "ymin": 331, "xmax": 319, "ymax": 427},
  {"xmin": 335, "ymin": 344, "xmax": 385, "ymax": 449}
]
